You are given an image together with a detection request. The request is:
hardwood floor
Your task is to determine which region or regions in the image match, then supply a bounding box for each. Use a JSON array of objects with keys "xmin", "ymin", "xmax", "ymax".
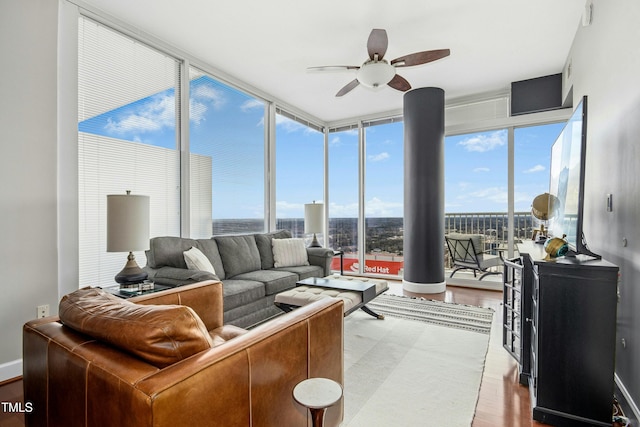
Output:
[
  {"xmin": 387, "ymin": 281, "xmax": 548, "ymax": 427},
  {"xmin": 0, "ymin": 283, "xmax": 547, "ymax": 427},
  {"xmin": 0, "ymin": 378, "xmax": 25, "ymax": 427}
]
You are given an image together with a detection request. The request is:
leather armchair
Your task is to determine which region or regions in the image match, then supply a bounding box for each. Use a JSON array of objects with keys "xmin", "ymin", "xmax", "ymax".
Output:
[{"xmin": 23, "ymin": 280, "xmax": 344, "ymax": 427}]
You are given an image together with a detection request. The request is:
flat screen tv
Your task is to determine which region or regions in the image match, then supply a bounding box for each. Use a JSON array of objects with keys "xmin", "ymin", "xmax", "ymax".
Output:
[{"xmin": 547, "ymin": 95, "xmax": 600, "ymax": 259}]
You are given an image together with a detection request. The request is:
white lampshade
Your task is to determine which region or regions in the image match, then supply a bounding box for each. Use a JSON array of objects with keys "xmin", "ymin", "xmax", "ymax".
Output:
[
  {"xmin": 304, "ymin": 202, "xmax": 324, "ymax": 234},
  {"xmin": 107, "ymin": 193, "xmax": 150, "ymax": 253}
]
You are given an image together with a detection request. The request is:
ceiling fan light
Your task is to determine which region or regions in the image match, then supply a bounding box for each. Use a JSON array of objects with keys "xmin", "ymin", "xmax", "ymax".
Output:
[{"xmin": 357, "ymin": 61, "xmax": 395, "ymax": 89}]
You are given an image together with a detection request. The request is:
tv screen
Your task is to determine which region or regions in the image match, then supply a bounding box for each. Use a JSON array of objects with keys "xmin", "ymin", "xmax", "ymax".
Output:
[{"xmin": 547, "ymin": 96, "xmax": 599, "ymax": 259}]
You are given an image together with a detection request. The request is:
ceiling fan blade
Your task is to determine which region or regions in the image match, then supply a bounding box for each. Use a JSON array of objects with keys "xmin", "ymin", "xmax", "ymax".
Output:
[
  {"xmin": 367, "ymin": 29, "xmax": 388, "ymax": 60},
  {"xmin": 387, "ymin": 74, "xmax": 411, "ymax": 92},
  {"xmin": 307, "ymin": 65, "xmax": 360, "ymax": 72},
  {"xmin": 336, "ymin": 79, "xmax": 360, "ymax": 97},
  {"xmin": 391, "ymin": 49, "xmax": 450, "ymax": 67}
]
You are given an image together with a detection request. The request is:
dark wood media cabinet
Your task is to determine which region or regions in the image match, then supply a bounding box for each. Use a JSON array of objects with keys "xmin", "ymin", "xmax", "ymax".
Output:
[{"xmin": 504, "ymin": 241, "xmax": 619, "ymax": 427}]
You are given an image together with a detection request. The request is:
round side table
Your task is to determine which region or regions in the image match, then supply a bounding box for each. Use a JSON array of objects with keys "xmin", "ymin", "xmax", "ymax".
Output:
[{"xmin": 293, "ymin": 377, "xmax": 343, "ymax": 427}]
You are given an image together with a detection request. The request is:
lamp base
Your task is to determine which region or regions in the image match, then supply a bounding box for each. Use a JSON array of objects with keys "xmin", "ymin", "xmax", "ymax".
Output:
[
  {"xmin": 114, "ymin": 252, "xmax": 148, "ymax": 285},
  {"xmin": 308, "ymin": 233, "xmax": 322, "ymax": 248}
]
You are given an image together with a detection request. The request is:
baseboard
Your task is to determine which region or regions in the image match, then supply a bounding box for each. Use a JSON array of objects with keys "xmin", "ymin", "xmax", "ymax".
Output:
[
  {"xmin": 0, "ymin": 359, "xmax": 22, "ymax": 383},
  {"xmin": 615, "ymin": 373, "xmax": 640, "ymax": 425},
  {"xmin": 402, "ymin": 279, "xmax": 446, "ymax": 294}
]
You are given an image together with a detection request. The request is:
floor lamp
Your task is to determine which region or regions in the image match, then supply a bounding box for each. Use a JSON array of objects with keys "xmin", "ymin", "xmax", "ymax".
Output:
[
  {"xmin": 304, "ymin": 202, "xmax": 324, "ymax": 248},
  {"xmin": 107, "ymin": 191, "xmax": 150, "ymax": 286}
]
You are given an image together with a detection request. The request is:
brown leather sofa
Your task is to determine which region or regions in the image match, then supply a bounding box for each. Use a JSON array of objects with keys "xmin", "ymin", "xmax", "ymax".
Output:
[{"xmin": 23, "ymin": 280, "xmax": 344, "ymax": 427}]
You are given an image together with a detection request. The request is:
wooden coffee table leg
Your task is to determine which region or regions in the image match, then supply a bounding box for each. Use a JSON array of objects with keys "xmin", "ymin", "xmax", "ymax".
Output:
[{"xmin": 361, "ymin": 305, "xmax": 385, "ymax": 319}]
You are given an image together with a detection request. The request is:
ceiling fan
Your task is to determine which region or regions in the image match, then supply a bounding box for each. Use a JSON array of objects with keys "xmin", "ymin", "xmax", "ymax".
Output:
[{"xmin": 308, "ymin": 29, "xmax": 450, "ymax": 97}]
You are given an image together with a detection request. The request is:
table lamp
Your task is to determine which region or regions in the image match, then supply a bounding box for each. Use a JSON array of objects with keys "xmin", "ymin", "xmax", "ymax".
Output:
[
  {"xmin": 304, "ymin": 201, "xmax": 324, "ymax": 248},
  {"xmin": 107, "ymin": 191, "xmax": 150, "ymax": 285}
]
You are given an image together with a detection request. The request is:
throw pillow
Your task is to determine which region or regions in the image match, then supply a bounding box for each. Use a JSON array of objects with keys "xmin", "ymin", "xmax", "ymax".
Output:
[
  {"xmin": 59, "ymin": 287, "xmax": 213, "ymax": 368},
  {"xmin": 255, "ymin": 230, "xmax": 293, "ymax": 270},
  {"xmin": 272, "ymin": 238, "xmax": 310, "ymax": 268},
  {"xmin": 184, "ymin": 246, "xmax": 216, "ymax": 274},
  {"xmin": 214, "ymin": 235, "xmax": 261, "ymax": 278}
]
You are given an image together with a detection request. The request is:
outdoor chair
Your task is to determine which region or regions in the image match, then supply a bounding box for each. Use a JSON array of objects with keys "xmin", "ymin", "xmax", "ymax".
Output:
[{"xmin": 445, "ymin": 233, "xmax": 503, "ymax": 280}]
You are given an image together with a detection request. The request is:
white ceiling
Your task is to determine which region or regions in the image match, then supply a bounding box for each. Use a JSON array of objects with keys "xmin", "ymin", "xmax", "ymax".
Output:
[{"xmin": 79, "ymin": 0, "xmax": 586, "ymax": 124}]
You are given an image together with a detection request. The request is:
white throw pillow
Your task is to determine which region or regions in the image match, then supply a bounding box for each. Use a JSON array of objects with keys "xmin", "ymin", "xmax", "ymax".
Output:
[
  {"xmin": 183, "ymin": 247, "xmax": 216, "ymax": 274},
  {"xmin": 272, "ymin": 238, "xmax": 310, "ymax": 268}
]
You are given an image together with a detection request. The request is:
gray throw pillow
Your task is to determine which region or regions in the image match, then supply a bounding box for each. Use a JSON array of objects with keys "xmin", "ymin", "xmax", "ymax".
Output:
[{"xmin": 214, "ymin": 235, "xmax": 261, "ymax": 278}]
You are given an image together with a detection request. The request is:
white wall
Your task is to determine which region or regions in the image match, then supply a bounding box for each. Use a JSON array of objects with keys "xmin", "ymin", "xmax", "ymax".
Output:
[
  {"xmin": 0, "ymin": 0, "xmax": 60, "ymax": 378},
  {"xmin": 566, "ymin": 0, "xmax": 640, "ymax": 417}
]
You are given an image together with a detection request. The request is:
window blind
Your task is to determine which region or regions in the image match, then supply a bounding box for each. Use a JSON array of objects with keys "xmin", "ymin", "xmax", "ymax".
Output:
[{"xmin": 78, "ymin": 16, "xmax": 181, "ymax": 286}]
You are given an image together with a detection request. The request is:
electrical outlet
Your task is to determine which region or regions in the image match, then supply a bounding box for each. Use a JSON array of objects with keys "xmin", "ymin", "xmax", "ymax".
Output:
[{"xmin": 37, "ymin": 304, "xmax": 49, "ymax": 319}]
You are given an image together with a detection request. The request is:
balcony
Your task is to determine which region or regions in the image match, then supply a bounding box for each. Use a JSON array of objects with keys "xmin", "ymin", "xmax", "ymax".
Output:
[{"xmin": 321, "ymin": 211, "xmax": 534, "ymax": 289}]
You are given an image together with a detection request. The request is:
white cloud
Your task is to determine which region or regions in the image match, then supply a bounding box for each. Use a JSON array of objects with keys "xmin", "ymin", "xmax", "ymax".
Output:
[
  {"xmin": 275, "ymin": 201, "xmax": 305, "ymax": 217},
  {"xmin": 192, "ymin": 84, "xmax": 226, "ymax": 107},
  {"xmin": 524, "ymin": 164, "xmax": 545, "ymax": 174},
  {"xmin": 276, "ymin": 115, "xmax": 306, "ymax": 133},
  {"xmin": 364, "ymin": 197, "xmax": 403, "ymax": 217},
  {"xmin": 240, "ymin": 99, "xmax": 264, "ymax": 112},
  {"xmin": 190, "ymin": 83, "xmax": 227, "ymax": 125},
  {"xmin": 368, "ymin": 152, "xmax": 390, "ymax": 162},
  {"xmin": 329, "ymin": 136, "xmax": 341, "ymax": 146},
  {"xmin": 473, "ymin": 167, "xmax": 490, "ymax": 173},
  {"xmin": 469, "ymin": 186, "xmax": 508, "ymax": 204},
  {"xmin": 458, "ymin": 130, "xmax": 507, "ymax": 152},
  {"xmin": 328, "ymin": 201, "xmax": 359, "ymax": 217},
  {"xmin": 105, "ymin": 93, "xmax": 175, "ymax": 134}
]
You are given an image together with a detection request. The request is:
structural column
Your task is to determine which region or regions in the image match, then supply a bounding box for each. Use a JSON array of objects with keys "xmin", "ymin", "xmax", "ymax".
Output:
[{"xmin": 403, "ymin": 87, "xmax": 446, "ymax": 293}]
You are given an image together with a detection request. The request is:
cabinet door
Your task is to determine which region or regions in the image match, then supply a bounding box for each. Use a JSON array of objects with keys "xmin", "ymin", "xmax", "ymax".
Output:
[
  {"xmin": 536, "ymin": 265, "xmax": 617, "ymax": 424},
  {"xmin": 502, "ymin": 258, "xmax": 523, "ymax": 363},
  {"xmin": 529, "ymin": 265, "xmax": 538, "ymax": 399}
]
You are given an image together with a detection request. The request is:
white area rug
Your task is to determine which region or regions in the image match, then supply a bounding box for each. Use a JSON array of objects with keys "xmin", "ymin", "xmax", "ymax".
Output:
[{"xmin": 343, "ymin": 297, "xmax": 493, "ymax": 427}]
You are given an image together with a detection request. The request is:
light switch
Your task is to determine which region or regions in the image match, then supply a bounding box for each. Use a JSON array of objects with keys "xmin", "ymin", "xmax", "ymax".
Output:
[{"xmin": 606, "ymin": 194, "xmax": 613, "ymax": 212}]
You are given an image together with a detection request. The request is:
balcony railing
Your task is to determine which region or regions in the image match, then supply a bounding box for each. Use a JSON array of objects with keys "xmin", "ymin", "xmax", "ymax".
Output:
[
  {"xmin": 273, "ymin": 212, "xmax": 535, "ymax": 278},
  {"xmin": 444, "ymin": 211, "xmax": 533, "ymax": 252}
]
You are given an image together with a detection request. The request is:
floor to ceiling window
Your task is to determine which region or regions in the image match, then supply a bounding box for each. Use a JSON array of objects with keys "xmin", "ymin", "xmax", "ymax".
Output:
[
  {"xmin": 328, "ymin": 127, "xmax": 359, "ymax": 273},
  {"xmin": 274, "ymin": 110, "xmax": 324, "ymax": 240},
  {"xmin": 188, "ymin": 67, "xmax": 266, "ymax": 236},
  {"xmin": 75, "ymin": 12, "xmax": 571, "ymax": 285},
  {"xmin": 444, "ymin": 129, "xmax": 508, "ymax": 250},
  {"xmin": 364, "ymin": 120, "xmax": 404, "ymax": 276},
  {"xmin": 78, "ymin": 16, "xmax": 180, "ymax": 286},
  {"xmin": 443, "ymin": 123, "xmax": 565, "ymax": 251},
  {"xmin": 514, "ymin": 122, "xmax": 565, "ymax": 237}
]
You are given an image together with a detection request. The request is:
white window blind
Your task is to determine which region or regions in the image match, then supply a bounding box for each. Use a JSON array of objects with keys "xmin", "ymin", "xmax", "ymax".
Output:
[
  {"xmin": 78, "ymin": 16, "xmax": 181, "ymax": 287},
  {"xmin": 188, "ymin": 66, "xmax": 266, "ymax": 237}
]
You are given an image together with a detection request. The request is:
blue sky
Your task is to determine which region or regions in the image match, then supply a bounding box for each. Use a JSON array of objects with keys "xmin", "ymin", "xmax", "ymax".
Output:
[{"xmin": 80, "ymin": 76, "xmax": 565, "ymax": 218}]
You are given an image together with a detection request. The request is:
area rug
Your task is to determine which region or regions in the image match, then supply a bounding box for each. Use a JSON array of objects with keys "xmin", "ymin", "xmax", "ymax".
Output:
[
  {"xmin": 343, "ymin": 296, "xmax": 493, "ymax": 427},
  {"xmin": 365, "ymin": 294, "xmax": 494, "ymax": 334}
]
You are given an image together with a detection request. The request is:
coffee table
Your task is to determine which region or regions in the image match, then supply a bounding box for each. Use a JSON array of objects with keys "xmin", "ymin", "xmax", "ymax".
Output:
[{"xmin": 275, "ymin": 275, "xmax": 387, "ymax": 318}]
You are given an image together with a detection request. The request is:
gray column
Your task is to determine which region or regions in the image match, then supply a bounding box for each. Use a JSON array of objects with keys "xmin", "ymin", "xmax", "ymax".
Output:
[{"xmin": 403, "ymin": 87, "xmax": 446, "ymax": 293}]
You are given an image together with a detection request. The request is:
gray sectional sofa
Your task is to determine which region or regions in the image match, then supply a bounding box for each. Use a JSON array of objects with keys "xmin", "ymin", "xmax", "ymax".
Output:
[{"xmin": 143, "ymin": 230, "xmax": 334, "ymax": 328}]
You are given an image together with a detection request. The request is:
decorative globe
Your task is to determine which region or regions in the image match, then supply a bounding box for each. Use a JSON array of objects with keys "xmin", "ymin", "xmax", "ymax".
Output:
[{"xmin": 544, "ymin": 236, "xmax": 569, "ymax": 258}]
